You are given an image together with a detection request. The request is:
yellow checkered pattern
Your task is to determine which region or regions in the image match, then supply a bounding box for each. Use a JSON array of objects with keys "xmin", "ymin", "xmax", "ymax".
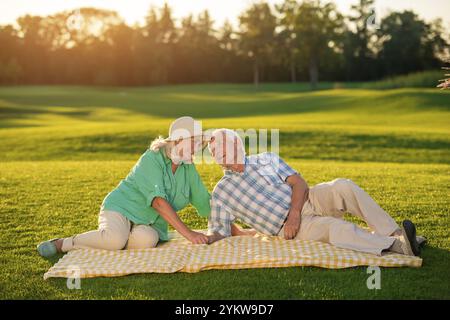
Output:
[{"xmin": 44, "ymin": 231, "xmax": 422, "ymax": 279}]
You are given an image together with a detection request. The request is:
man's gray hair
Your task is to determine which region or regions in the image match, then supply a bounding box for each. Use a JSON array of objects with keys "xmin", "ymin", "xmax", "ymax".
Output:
[{"xmin": 209, "ymin": 128, "xmax": 246, "ymax": 165}]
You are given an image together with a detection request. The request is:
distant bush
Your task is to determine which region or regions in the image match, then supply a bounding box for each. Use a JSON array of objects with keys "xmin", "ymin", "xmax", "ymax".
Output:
[{"xmin": 362, "ymin": 70, "xmax": 445, "ymax": 89}]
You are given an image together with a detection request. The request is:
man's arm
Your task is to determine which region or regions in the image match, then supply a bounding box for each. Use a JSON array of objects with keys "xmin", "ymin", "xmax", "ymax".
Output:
[
  {"xmin": 231, "ymin": 223, "xmax": 257, "ymax": 236},
  {"xmin": 283, "ymin": 174, "xmax": 309, "ymax": 240},
  {"xmin": 208, "ymin": 223, "xmax": 256, "ymax": 244},
  {"xmin": 207, "ymin": 195, "xmax": 235, "ymax": 244},
  {"xmin": 207, "ymin": 232, "xmax": 226, "ymax": 244}
]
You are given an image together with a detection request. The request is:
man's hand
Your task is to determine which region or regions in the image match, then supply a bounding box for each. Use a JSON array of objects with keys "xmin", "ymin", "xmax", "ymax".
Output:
[
  {"xmin": 207, "ymin": 232, "xmax": 225, "ymax": 244},
  {"xmin": 231, "ymin": 223, "xmax": 257, "ymax": 237},
  {"xmin": 283, "ymin": 208, "xmax": 301, "ymax": 240},
  {"xmin": 187, "ymin": 230, "xmax": 209, "ymax": 244}
]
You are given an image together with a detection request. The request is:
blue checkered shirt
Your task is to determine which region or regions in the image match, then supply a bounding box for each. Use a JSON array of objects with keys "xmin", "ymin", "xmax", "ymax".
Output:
[{"xmin": 208, "ymin": 152, "xmax": 299, "ymax": 237}]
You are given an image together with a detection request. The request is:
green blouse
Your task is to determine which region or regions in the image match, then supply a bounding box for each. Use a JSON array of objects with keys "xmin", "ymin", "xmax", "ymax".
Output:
[{"xmin": 101, "ymin": 148, "xmax": 211, "ymax": 241}]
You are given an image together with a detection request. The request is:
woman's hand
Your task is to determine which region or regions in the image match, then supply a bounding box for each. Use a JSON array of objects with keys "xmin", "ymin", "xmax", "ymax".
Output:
[
  {"xmin": 152, "ymin": 197, "xmax": 208, "ymax": 244},
  {"xmin": 187, "ymin": 230, "xmax": 209, "ymax": 244}
]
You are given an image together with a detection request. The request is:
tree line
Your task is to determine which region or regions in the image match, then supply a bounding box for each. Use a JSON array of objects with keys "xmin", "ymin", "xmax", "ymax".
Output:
[{"xmin": 0, "ymin": 0, "xmax": 448, "ymax": 88}]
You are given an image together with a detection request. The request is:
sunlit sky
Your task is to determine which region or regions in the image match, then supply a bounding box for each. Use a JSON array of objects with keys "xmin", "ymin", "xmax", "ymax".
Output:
[{"xmin": 1, "ymin": 0, "xmax": 449, "ymax": 28}]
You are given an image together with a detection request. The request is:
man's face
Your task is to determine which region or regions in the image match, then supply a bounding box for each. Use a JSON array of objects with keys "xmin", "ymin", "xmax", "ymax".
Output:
[{"xmin": 209, "ymin": 135, "xmax": 243, "ymax": 172}]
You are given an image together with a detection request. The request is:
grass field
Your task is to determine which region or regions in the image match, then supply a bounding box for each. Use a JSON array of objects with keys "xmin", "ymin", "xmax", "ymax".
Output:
[{"xmin": 0, "ymin": 83, "xmax": 449, "ymax": 299}]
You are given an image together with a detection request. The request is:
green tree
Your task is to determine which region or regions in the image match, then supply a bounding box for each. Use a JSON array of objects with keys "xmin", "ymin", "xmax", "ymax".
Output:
[
  {"xmin": 289, "ymin": 0, "xmax": 345, "ymax": 89},
  {"xmin": 377, "ymin": 11, "xmax": 449, "ymax": 76},
  {"xmin": 238, "ymin": 1, "xmax": 277, "ymax": 86},
  {"xmin": 343, "ymin": 0, "xmax": 377, "ymax": 80},
  {"xmin": 16, "ymin": 15, "xmax": 48, "ymax": 83},
  {"xmin": 1, "ymin": 1, "xmax": 448, "ymax": 86},
  {"xmin": 0, "ymin": 58, "xmax": 23, "ymax": 84},
  {"xmin": 106, "ymin": 23, "xmax": 136, "ymax": 85},
  {"xmin": 276, "ymin": 0, "xmax": 300, "ymax": 82},
  {"xmin": 192, "ymin": 10, "xmax": 220, "ymax": 82},
  {"xmin": 219, "ymin": 20, "xmax": 237, "ymax": 52},
  {"xmin": 143, "ymin": 3, "xmax": 176, "ymax": 84},
  {"xmin": 174, "ymin": 10, "xmax": 221, "ymax": 83},
  {"xmin": 0, "ymin": 25, "xmax": 19, "ymax": 63},
  {"xmin": 218, "ymin": 20, "xmax": 248, "ymax": 82}
]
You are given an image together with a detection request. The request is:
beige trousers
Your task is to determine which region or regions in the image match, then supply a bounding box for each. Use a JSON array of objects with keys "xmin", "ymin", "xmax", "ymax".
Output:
[
  {"xmin": 61, "ymin": 210, "xmax": 159, "ymax": 252},
  {"xmin": 278, "ymin": 178, "xmax": 400, "ymax": 255}
]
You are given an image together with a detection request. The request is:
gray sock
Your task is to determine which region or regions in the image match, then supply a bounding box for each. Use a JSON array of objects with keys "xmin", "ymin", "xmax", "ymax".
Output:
[{"xmin": 389, "ymin": 238, "xmax": 404, "ymax": 254}]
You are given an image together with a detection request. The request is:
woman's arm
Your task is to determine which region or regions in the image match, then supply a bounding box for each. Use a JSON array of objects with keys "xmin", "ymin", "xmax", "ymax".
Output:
[
  {"xmin": 152, "ymin": 197, "xmax": 209, "ymax": 244},
  {"xmin": 188, "ymin": 166, "xmax": 211, "ymax": 217}
]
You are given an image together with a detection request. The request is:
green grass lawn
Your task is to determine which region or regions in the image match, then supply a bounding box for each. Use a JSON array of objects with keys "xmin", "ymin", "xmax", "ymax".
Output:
[{"xmin": 0, "ymin": 83, "xmax": 449, "ymax": 299}]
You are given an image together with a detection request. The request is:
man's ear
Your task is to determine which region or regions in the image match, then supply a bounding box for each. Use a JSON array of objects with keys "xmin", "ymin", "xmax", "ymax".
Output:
[
  {"xmin": 233, "ymin": 137, "xmax": 240, "ymax": 163},
  {"xmin": 208, "ymin": 137, "xmax": 215, "ymax": 153}
]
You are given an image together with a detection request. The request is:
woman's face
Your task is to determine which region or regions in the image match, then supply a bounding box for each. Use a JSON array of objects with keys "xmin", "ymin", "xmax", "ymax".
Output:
[
  {"xmin": 178, "ymin": 136, "xmax": 205, "ymax": 154},
  {"xmin": 171, "ymin": 136, "xmax": 207, "ymax": 164}
]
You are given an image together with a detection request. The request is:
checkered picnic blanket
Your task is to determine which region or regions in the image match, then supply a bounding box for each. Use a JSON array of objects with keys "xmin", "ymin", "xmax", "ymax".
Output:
[{"xmin": 43, "ymin": 231, "xmax": 422, "ymax": 279}]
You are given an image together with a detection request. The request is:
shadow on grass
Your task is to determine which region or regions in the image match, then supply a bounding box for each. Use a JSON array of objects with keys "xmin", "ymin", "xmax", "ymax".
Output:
[
  {"xmin": 1, "ymin": 85, "xmax": 448, "ymax": 125},
  {"xmin": 278, "ymin": 131, "xmax": 450, "ymax": 164},
  {"xmin": 0, "ymin": 90, "xmax": 349, "ymax": 122},
  {"xmin": 0, "ymin": 104, "xmax": 93, "ymax": 128},
  {"xmin": 4, "ymin": 129, "xmax": 447, "ymax": 164}
]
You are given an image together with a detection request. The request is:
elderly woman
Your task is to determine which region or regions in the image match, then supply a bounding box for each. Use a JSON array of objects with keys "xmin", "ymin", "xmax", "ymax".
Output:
[{"xmin": 37, "ymin": 117, "xmax": 211, "ymax": 257}]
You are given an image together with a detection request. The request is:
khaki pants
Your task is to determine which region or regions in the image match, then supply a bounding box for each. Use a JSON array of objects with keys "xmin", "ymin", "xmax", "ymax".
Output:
[
  {"xmin": 278, "ymin": 178, "xmax": 400, "ymax": 255},
  {"xmin": 61, "ymin": 210, "xmax": 159, "ymax": 252}
]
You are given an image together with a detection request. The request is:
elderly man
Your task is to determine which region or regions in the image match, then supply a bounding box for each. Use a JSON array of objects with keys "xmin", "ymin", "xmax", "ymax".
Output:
[{"xmin": 206, "ymin": 128, "xmax": 422, "ymax": 257}]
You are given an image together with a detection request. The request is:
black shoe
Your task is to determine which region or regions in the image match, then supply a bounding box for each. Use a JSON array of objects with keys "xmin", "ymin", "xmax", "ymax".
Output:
[{"xmin": 402, "ymin": 220, "xmax": 421, "ymax": 256}]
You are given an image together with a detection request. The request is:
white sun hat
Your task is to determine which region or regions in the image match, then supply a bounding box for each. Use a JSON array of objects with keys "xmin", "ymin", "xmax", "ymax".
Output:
[{"xmin": 166, "ymin": 116, "xmax": 203, "ymax": 141}]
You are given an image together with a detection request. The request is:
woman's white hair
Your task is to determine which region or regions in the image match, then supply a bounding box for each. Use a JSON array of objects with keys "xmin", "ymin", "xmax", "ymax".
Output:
[
  {"xmin": 209, "ymin": 128, "xmax": 245, "ymax": 165},
  {"xmin": 149, "ymin": 136, "xmax": 174, "ymax": 156}
]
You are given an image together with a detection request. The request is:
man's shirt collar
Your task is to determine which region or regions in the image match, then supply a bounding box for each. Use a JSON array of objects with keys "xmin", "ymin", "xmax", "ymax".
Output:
[
  {"xmin": 224, "ymin": 156, "xmax": 248, "ymax": 176},
  {"xmin": 161, "ymin": 148, "xmax": 188, "ymax": 166}
]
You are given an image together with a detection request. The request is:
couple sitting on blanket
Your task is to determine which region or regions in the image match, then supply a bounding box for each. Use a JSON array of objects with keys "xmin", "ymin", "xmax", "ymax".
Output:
[{"xmin": 38, "ymin": 116, "xmax": 425, "ymax": 258}]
